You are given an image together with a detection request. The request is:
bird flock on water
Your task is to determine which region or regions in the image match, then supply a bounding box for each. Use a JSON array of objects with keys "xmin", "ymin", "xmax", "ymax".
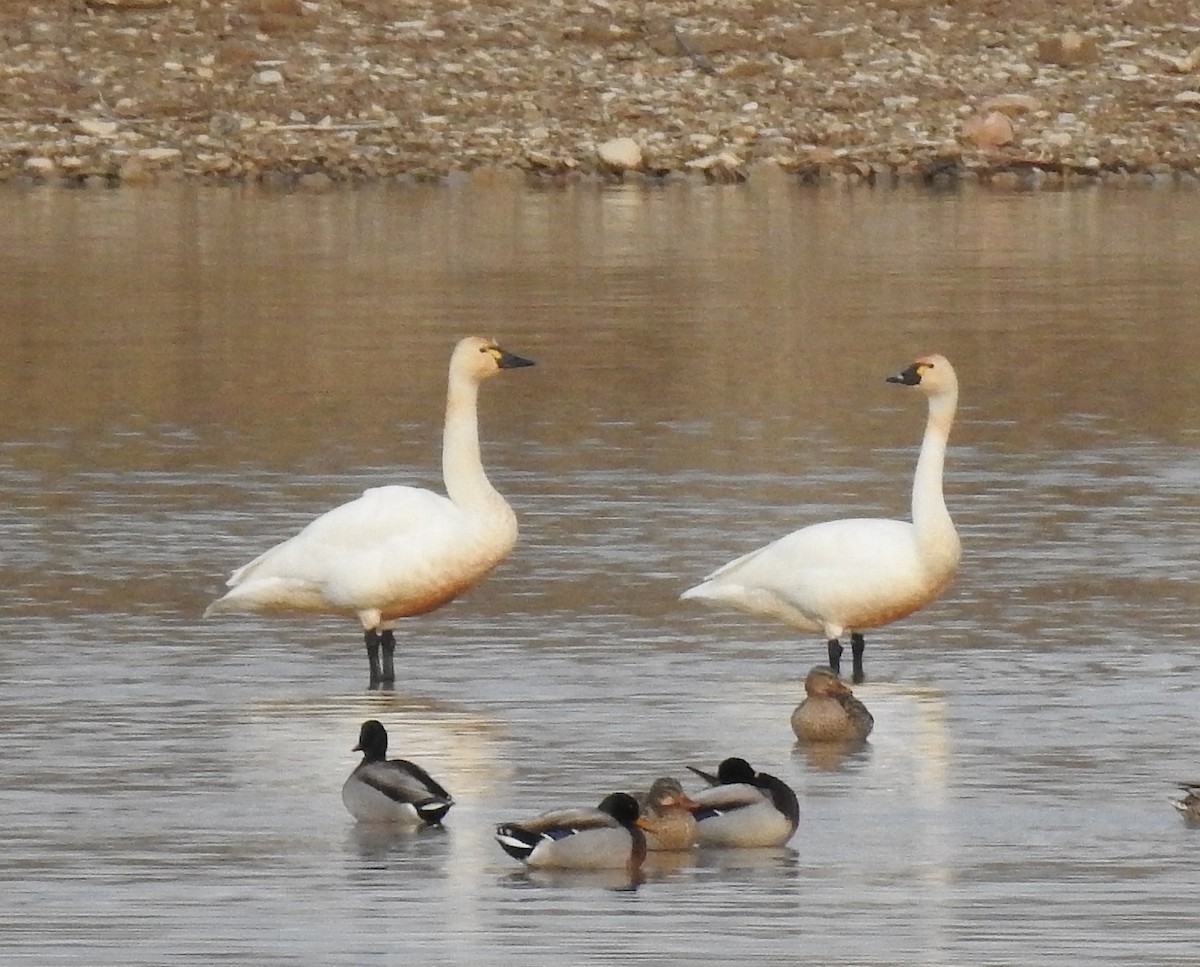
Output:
[{"xmin": 202, "ymin": 336, "xmax": 1195, "ymax": 878}]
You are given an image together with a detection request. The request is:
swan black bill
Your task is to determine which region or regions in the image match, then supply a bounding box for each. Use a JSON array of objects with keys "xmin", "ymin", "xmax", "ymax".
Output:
[
  {"xmin": 887, "ymin": 363, "xmax": 923, "ymax": 386},
  {"xmin": 498, "ymin": 350, "xmax": 535, "ymax": 369}
]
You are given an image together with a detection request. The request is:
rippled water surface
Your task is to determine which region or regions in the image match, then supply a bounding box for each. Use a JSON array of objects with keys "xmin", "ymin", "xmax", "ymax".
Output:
[{"xmin": 1, "ymin": 182, "xmax": 1198, "ymax": 965}]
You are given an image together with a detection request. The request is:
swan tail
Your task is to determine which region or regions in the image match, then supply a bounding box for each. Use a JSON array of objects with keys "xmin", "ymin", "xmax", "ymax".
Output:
[{"xmin": 203, "ymin": 578, "xmax": 330, "ymax": 617}]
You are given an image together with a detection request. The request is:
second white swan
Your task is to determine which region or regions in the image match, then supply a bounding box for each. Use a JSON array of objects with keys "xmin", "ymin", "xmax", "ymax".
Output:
[{"xmin": 681, "ymin": 354, "xmax": 961, "ymax": 683}]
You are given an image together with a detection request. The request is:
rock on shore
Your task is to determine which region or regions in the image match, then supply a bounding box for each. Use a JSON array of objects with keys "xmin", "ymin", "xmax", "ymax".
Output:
[{"xmin": 3, "ymin": 0, "xmax": 1200, "ymax": 189}]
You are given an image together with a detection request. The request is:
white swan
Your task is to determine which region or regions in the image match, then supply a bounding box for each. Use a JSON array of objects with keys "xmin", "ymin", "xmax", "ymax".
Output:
[
  {"xmin": 681, "ymin": 354, "xmax": 960, "ymax": 683},
  {"xmin": 204, "ymin": 336, "xmax": 534, "ymax": 686}
]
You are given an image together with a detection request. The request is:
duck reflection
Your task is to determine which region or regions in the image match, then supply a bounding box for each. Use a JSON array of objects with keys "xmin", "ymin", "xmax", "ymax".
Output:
[
  {"xmin": 498, "ymin": 867, "xmax": 644, "ymax": 893},
  {"xmin": 793, "ymin": 738, "xmax": 873, "ymax": 772},
  {"xmin": 347, "ymin": 821, "xmax": 450, "ymax": 866}
]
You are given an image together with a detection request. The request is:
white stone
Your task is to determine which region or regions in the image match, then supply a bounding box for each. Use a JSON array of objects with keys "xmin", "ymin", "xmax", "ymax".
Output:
[
  {"xmin": 254, "ymin": 69, "xmax": 284, "ymax": 85},
  {"xmin": 77, "ymin": 119, "xmax": 118, "ymax": 137},
  {"xmin": 24, "ymin": 156, "xmax": 55, "ymax": 174},
  {"xmin": 686, "ymin": 150, "xmax": 744, "ymax": 171},
  {"xmin": 597, "ymin": 137, "xmax": 642, "ymax": 170},
  {"xmin": 1173, "ymin": 90, "xmax": 1200, "ymax": 104},
  {"xmin": 139, "ymin": 147, "xmax": 182, "ymax": 162}
]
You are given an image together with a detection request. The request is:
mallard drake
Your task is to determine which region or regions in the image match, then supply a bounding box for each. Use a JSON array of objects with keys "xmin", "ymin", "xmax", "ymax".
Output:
[
  {"xmin": 1171, "ymin": 782, "xmax": 1200, "ymax": 821},
  {"xmin": 495, "ymin": 792, "xmax": 647, "ymax": 872},
  {"xmin": 682, "ymin": 355, "xmax": 961, "ymax": 683},
  {"xmin": 636, "ymin": 777, "xmax": 699, "ymax": 851},
  {"xmin": 791, "ymin": 665, "xmax": 874, "ymax": 744},
  {"xmin": 205, "ymin": 336, "xmax": 535, "ymax": 687},
  {"xmin": 687, "ymin": 757, "xmax": 799, "ymax": 848},
  {"xmin": 341, "ymin": 720, "xmax": 453, "ymax": 826}
]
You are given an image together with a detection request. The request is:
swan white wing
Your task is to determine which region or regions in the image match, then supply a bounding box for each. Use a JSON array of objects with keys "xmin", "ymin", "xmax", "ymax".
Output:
[
  {"xmin": 684, "ymin": 517, "xmax": 926, "ymax": 631},
  {"xmin": 227, "ymin": 485, "xmax": 458, "ymax": 587},
  {"xmin": 207, "ymin": 485, "xmax": 503, "ymax": 617},
  {"xmin": 701, "ymin": 518, "xmax": 917, "ymax": 582}
]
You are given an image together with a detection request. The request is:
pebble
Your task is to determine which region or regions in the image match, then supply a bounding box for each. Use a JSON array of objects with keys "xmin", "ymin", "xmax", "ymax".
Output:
[
  {"xmin": 961, "ymin": 111, "xmax": 1015, "ymax": 148},
  {"xmin": 980, "ymin": 94, "xmax": 1041, "ymax": 116},
  {"xmin": 596, "ymin": 137, "xmax": 643, "ymax": 171},
  {"xmin": 1038, "ymin": 30, "xmax": 1099, "ymax": 68},
  {"xmin": 77, "ymin": 119, "xmax": 119, "ymax": 138},
  {"xmin": 139, "ymin": 147, "xmax": 182, "ymax": 162}
]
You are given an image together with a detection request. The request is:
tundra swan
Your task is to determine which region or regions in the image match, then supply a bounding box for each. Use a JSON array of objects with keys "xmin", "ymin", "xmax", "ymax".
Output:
[
  {"xmin": 341, "ymin": 719, "xmax": 453, "ymax": 826},
  {"xmin": 681, "ymin": 354, "xmax": 960, "ymax": 683},
  {"xmin": 204, "ymin": 336, "xmax": 534, "ymax": 687},
  {"xmin": 495, "ymin": 792, "xmax": 647, "ymax": 872},
  {"xmin": 686, "ymin": 757, "xmax": 799, "ymax": 848},
  {"xmin": 791, "ymin": 664, "xmax": 874, "ymax": 744}
]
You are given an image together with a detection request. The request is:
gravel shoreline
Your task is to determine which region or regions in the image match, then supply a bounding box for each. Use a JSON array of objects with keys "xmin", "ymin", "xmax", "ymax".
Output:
[{"xmin": 4, "ymin": 0, "xmax": 1200, "ymax": 189}]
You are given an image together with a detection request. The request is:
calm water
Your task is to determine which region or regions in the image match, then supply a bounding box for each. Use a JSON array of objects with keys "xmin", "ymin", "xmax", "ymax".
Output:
[{"xmin": 1, "ymin": 181, "xmax": 1198, "ymax": 965}]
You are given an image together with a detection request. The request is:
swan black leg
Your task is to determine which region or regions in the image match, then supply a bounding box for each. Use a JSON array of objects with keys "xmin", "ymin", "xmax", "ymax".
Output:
[
  {"xmin": 379, "ymin": 629, "xmax": 396, "ymax": 685},
  {"xmin": 365, "ymin": 629, "xmax": 383, "ymax": 688},
  {"xmin": 827, "ymin": 638, "xmax": 843, "ymax": 675},
  {"xmin": 850, "ymin": 632, "xmax": 866, "ymax": 684}
]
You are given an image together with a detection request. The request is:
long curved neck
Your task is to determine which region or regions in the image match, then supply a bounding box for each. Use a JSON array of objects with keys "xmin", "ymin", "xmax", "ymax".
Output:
[
  {"xmin": 911, "ymin": 390, "xmax": 957, "ymax": 546},
  {"xmin": 442, "ymin": 372, "xmax": 502, "ymax": 511}
]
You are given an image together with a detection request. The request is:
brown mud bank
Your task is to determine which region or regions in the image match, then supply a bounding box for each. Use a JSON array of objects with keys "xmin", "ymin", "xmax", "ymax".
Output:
[{"xmin": 3, "ymin": 0, "xmax": 1199, "ymax": 190}]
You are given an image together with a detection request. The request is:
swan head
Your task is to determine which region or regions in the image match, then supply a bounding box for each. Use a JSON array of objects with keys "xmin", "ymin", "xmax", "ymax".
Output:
[
  {"xmin": 803, "ymin": 664, "xmax": 854, "ymax": 698},
  {"xmin": 452, "ymin": 336, "xmax": 535, "ymax": 382},
  {"xmin": 887, "ymin": 353, "xmax": 957, "ymax": 397}
]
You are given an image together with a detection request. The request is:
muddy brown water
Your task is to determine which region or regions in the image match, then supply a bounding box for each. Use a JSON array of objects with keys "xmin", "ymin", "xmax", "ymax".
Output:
[{"xmin": 1, "ymin": 182, "xmax": 1198, "ymax": 965}]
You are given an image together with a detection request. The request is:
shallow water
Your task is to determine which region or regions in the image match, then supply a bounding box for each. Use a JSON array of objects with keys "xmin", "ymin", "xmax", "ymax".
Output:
[{"xmin": 1, "ymin": 182, "xmax": 1198, "ymax": 965}]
